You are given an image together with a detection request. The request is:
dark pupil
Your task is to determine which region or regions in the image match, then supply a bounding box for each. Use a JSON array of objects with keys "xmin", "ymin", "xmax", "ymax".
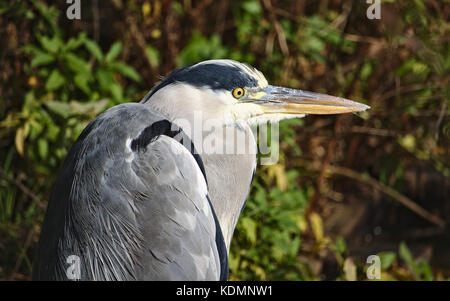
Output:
[{"xmin": 237, "ymin": 90, "xmax": 242, "ymax": 95}]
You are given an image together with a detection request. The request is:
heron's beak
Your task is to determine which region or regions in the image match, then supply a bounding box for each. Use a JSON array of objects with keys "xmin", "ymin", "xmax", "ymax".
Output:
[{"xmin": 246, "ymin": 85, "xmax": 370, "ymax": 115}]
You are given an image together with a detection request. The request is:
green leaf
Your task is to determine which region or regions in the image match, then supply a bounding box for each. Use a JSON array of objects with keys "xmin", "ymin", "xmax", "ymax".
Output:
[
  {"xmin": 399, "ymin": 242, "xmax": 418, "ymax": 276},
  {"xmin": 70, "ymin": 99, "xmax": 109, "ymax": 116},
  {"xmin": 416, "ymin": 260, "xmax": 434, "ymax": 281},
  {"xmin": 30, "ymin": 0, "xmax": 60, "ymax": 34},
  {"xmin": 25, "ymin": 45, "xmax": 56, "ymax": 66},
  {"xmin": 38, "ymin": 34, "xmax": 62, "ymax": 53},
  {"xmin": 74, "ymin": 73, "xmax": 91, "ymax": 94},
  {"xmin": 333, "ymin": 237, "xmax": 347, "ymax": 255},
  {"xmin": 110, "ymin": 83, "xmax": 123, "ymax": 100},
  {"xmin": 30, "ymin": 51, "xmax": 55, "ymax": 67},
  {"xmin": 242, "ymin": 0, "xmax": 262, "ymax": 15},
  {"xmin": 378, "ymin": 251, "xmax": 396, "ymax": 270},
  {"xmin": 45, "ymin": 122, "xmax": 60, "ymax": 141},
  {"xmin": 177, "ymin": 33, "xmax": 228, "ymax": 67},
  {"xmin": 228, "ymin": 252, "xmax": 240, "ymax": 273},
  {"xmin": 0, "ymin": 4, "xmax": 10, "ymax": 15},
  {"xmin": 96, "ymin": 68, "xmax": 115, "ymax": 91},
  {"xmin": 171, "ymin": 2, "xmax": 184, "ymax": 15},
  {"xmin": 398, "ymin": 134, "xmax": 416, "ymax": 152},
  {"xmin": 241, "ymin": 217, "xmax": 257, "ymax": 245},
  {"xmin": 272, "ymin": 232, "xmax": 294, "ymax": 255},
  {"xmin": 84, "ymin": 39, "xmax": 103, "ymax": 61},
  {"xmin": 45, "ymin": 69, "xmax": 65, "ymax": 91},
  {"xmin": 64, "ymin": 39, "xmax": 82, "ymax": 52},
  {"xmin": 37, "ymin": 138, "xmax": 48, "ymax": 159},
  {"xmin": 360, "ymin": 61, "xmax": 374, "ymax": 80},
  {"xmin": 290, "ymin": 236, "xmax": 301, "ymax": 255},
  {"xmin": 145, "ymin": 45, "xmax": 160, "ymax": 68},
  {"xmin": 65, "ymin": 53, "xmax": 91, "ymax": 74},
  {"xmin": 309, "ymin": 212, "xmax": 324, "ymax": 243},
  {"xmin": 105, "ymin": 41, "xmax": 122, "ymax": 63},
  {"xmin": 15, "ymin": 127, "xmax": 25, "ymax": 156},
  {"xmin": 110, "ymin": 62, "xmax": 141, "ymax": 82},
  {"xmin": 45, "ymin": 100, "xmax": 71, "ymax": 118},
  {"xmin": 23, "ymin": 44, "xmax": 40, "ymax": 55},
  {"xmin": 395, "ymin": 58, "xmax": 417, "ymax": 77}
]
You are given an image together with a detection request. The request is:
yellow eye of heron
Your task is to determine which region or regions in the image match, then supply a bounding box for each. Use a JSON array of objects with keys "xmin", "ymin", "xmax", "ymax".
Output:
[{"xmin": 232, "ymin": 87, "xmax": 245, "ymax": 99}]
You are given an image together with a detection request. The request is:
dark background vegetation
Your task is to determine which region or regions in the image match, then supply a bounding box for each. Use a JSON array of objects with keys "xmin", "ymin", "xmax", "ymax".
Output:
[{"xmin": 0, "ymin": 0, "xmax": 449, "ymax": 280}]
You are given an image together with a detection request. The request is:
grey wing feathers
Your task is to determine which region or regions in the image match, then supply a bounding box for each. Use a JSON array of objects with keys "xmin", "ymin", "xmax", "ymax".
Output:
[
  {"xmin": 132, "ymin": 135, "xmax": 220, "ymax": 280},
  {"xmin": 33, "ymin": 103, "xmax": 221, "ymax": 280}
]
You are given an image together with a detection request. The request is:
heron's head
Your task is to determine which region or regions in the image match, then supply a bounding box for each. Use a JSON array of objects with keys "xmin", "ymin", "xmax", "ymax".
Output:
[{"xmin": 141, "ymin": 59, "xmax": 370, "ymax": 125}]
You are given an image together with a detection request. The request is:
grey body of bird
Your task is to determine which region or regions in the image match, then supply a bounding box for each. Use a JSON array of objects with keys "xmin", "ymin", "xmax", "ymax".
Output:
[
  {"xmin": 33, "ymin": 104, "xmax": 222, "ymax": 280},
  {"xmin": 33, "ymin": 60, "xmax": 369, "ymax": 280}
]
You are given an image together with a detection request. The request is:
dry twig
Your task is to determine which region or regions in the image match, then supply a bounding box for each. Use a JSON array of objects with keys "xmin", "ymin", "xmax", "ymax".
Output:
[
  {"xmin": 326, "ymin": 165, "xmax": 446, "ymax": 228},
  {"xmin": 0, "ymin": 167, "xmax": 46, "ymax": 210},
  {"xmin": 262, "ymin": 0, "xmax": 289, "ymax": 56},
  {"xmin": 9, "ymin": 225, "xmax": 38, "ymax": 280}
]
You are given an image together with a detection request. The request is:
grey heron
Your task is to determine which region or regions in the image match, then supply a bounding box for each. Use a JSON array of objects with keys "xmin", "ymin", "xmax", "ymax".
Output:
[{"xmin": 33, "ymin": 59, "xmax": 369, "ymax": 280}]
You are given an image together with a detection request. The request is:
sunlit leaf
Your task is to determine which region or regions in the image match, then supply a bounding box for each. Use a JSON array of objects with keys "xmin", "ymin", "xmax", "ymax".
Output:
[
  {"xmin": 242, "ymin": 0, "xmax": 261, "ymax": 15},
  {"xmin": 145, "ymin": 45, "xmax": 160, "ymax": 68},
  {"xmin": 343, "ymin": 258, "xmax": 357, "ymax": 281},
  {"xmin": 378, "ymin": 251, "xmax": 396, "ymax": 270},
  {"xmin": 141, "ymin": 2, "xmax": 151, "ymax": 16},
  {"xmin": 333, "ymin": 237, "xmax": 347, "ymax": 255},
  {"xmin": 110, "ymin": 62, "xmax": 141, "ymax": 82},
  {"xmin": 15, "ymin": 127, "xmax": 25, "ymax": 156},
  {"xmin": 110, "ymin": 82, "xmax": 123, "ymax": 100},
  {"xmin": 399, "ymin": 242, "xmax": 417, "ymax": 277},
  {"xmin": 309, "ymin": 212, "xmax": 324, "ymax": 243},
  {"xmin": 105, "ymin": 41, "xmax": 122, "ymax": 63},
  {"xmin": 29, "ymin": 50, "xmax": 55, "ymax": 67},
  {"xmin": 70, "ymin": 99, "xmax": 109, "ymax": 116},
  {"xmin": 241, "ymin": 217, "xmax": 257, "ymax": 245},
  {"xmin": 45, "ymin": 100, "xmax": 71, "ymax": 118},
  {"xmin": 177, "ymin": 33, "xmax": 228, "ymax": 67},
  {"xmin": 84, "ymin": 39, "xmax": 103, "ymax": 61},
  {"xmin": 38, "ymin": 34, "xmax": 62, "ymax": 53},
  {"xmin": 74, "ymin": 73, "xmax": 91, "ymax": 94},
  {"xmin": 37, "ymin": 138, "xmax": 48, "ymax": 159},
  {"xmin": 65, "ymin": 53, "xmax": 90, "ymax": 74},
  {"xmin": 398, "ymin": 134, "xmax": 416, "ymax": 152},
  {"xmin": 64, "ymin": 33, "xmax": 86, "ymax": 51},
  {"xmin": 96, "ymin": 68, "xmax": 115, "ymax": 91},
  {"xmin": 45, "ymin": 69, "xmax": 65, "ymax": 91}
]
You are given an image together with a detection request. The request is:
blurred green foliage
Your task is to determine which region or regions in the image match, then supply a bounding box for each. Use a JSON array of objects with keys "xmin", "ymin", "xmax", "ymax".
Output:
[{"xmin": 0, "ymin": 0, "xmax": 448, "ymax": 280}]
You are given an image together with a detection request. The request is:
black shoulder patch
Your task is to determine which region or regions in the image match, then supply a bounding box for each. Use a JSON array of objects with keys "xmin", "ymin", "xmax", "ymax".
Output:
[
  {"xmin": 131, "ymin": 119, "xmax": 207, "ymax": 183},
  {"xmin": 141, "ymin": 62, "xmax": 259, "ymax": 102}
]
